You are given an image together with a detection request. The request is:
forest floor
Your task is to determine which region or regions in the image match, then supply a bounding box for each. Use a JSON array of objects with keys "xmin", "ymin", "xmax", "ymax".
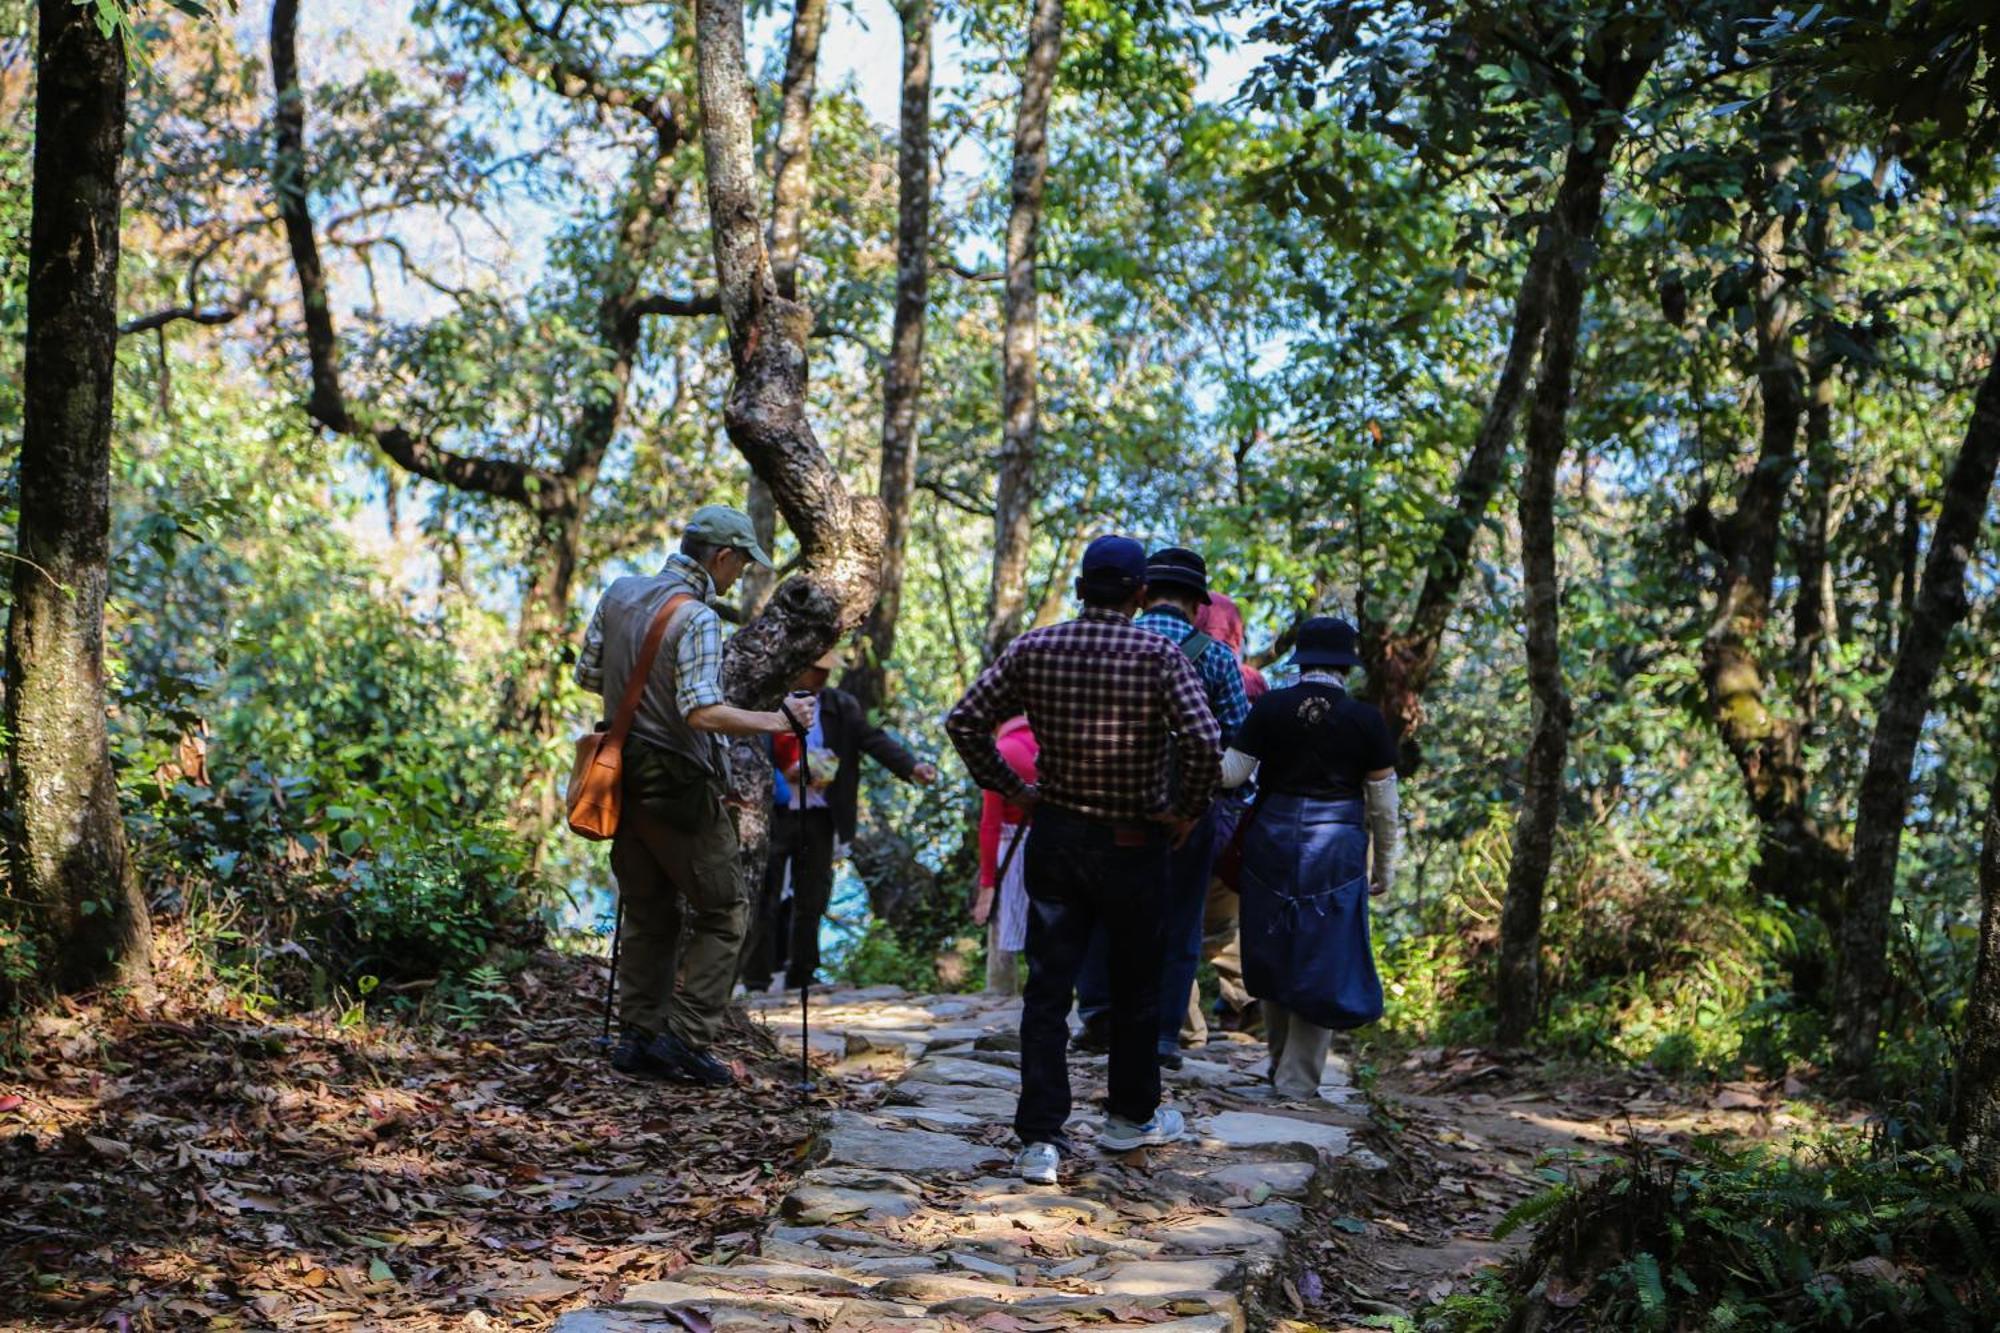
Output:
[
  {"xmin": 3, "ymin": 944, "xmax": 1846, "ymax": 1333},
  {"xmin": 1284, "ymin": 1045, "xmax": 1847, "ymax": 1329},
  {"xmin": 1, "ymin": 937, "xmax": 815, "ymax": 1330}
]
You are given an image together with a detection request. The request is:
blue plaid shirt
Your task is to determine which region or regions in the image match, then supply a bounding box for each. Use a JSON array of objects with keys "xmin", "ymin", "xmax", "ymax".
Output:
[{"xmin": 1136, "ymin": 605, "xmax": 1250, "ymax": 746}]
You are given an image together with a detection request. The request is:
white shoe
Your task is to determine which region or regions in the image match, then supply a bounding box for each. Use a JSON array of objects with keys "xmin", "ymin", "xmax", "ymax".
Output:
[
  {"xmin": 1016, "ymin": 1142, "xmax": 1060, "ymax": 1184},
  {"xmin": 1098, "ymin": 1106, "xmax": 1186, "ymax": 1152}
]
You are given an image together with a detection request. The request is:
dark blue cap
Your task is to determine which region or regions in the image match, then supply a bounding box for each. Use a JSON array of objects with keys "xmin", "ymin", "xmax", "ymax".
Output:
[{"xmin": 1079, "ymin": 534, "xmax": 1147, "ymax": 586}]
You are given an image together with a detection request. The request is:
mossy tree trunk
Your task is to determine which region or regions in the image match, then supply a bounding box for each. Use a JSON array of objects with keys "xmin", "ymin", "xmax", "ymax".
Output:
[{"xmin": 5, "ymin": 0, "xmax": 152, "ymax": 1000}]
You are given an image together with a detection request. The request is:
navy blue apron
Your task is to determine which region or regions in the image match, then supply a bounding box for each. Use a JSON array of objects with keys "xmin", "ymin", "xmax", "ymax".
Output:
[{"xmin": 1239, "ymin": 793, "xmax": 1383, "ymax": 1030}]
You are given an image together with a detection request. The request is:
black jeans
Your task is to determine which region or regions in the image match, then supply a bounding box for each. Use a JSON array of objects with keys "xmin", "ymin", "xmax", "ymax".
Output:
[
  {"xmin": 770, "ymin": 806, "xmax": 837, "ymax": 989},
  {"xmin": 1015, "ymin": 803, "xmax": 1169, "ymax": 1146}
]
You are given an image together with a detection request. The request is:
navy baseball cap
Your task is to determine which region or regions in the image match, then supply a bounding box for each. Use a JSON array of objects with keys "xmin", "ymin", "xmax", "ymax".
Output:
[{"xmin": 1079, "ymin": 534, "xmax": 1147, "ymax": 586}]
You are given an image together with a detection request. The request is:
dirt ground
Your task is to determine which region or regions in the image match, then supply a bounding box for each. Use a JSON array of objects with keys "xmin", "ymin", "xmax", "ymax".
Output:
[{"xmin": 1274, "ymin": 1045, "xmax": 1847, "ymax": 1330}]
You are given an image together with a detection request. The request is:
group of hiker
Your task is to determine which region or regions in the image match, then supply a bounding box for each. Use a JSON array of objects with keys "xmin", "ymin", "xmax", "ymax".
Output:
[{"xmin": 577, "ymin": 505, "xmax": 1401, "ymax": 1183}]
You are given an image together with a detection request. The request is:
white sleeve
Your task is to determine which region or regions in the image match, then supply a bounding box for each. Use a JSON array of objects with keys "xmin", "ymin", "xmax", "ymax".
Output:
[
  {"xmin": 1219, "ymin": 747, "xmax": 1259, "ymax": 789},
  {"xmin": 1365, "ymin": 774, "xmax": 1400, "ymax": 891}
]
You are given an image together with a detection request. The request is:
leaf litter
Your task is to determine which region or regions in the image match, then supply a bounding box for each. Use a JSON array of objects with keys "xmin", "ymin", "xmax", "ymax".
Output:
[{"xmin": 1, "ymin": 949, "xmax": 813, "ymax": 1329}]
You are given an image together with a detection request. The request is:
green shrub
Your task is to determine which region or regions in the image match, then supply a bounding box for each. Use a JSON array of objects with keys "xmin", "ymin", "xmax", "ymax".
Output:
[
  {"xmin": 336, "ymin": 823, "xmax": 541, "ymax": 987},
  {"xmin": 1435, "ymin": 1135, "xmax": 2000, "ymax": 1332}
]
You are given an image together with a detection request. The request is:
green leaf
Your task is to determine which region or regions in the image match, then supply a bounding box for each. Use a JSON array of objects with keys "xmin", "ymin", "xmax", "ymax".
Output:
[{"xmin": 367, "ymin": 1257, "xmax": 394, "ymax": 1283}]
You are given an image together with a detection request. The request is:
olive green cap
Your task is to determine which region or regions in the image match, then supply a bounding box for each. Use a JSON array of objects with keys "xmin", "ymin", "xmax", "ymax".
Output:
[{"xmin": 685, "ymin": 503, "xmax": 774, "ymax": 568}]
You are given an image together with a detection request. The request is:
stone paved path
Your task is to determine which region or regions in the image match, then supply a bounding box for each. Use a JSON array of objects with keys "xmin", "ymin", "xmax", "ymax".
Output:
[{"xmin": 557, "ymin": 986, "xmax": 1379, "ymax": 1333}]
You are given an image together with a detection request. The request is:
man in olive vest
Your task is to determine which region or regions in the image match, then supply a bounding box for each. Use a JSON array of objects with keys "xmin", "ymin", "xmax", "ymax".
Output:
[{"xmin": 575, "ymin": 504, "xmax": 815, "ymax": 1086}]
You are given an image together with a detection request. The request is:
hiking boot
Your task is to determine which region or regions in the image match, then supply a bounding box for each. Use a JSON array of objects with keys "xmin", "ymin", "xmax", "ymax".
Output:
[
  {"xmin": 609, "ymin": 1030, "xmax": 655, "ymax": 1077},
  {"xmin": 1158, "ymin": 1047, "xmax": 1185, "ymax": 1072},
  {"xmin": 615, "ymin": 1029, "xmax": 733, "ymax": 1086},
  {"xmin": 1099, "ymin": 1106, "xmax": 1187, "ymax": 1152},
  {"xmin": 1016, "ymin": 1142, "xmax": 1060, "ymax": 1185},
  {"xmin": 1074, "ymin": 1014, "xmax": 1112, "ymax": 1054},
  {"xmin": 653, "ymin": 1029, "xmax": 734, "ymax": 1087}
]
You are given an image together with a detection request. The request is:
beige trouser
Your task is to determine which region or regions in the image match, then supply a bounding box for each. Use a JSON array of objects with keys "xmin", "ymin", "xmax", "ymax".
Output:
[
  {"xmin": 1180, "ymin": 876, "xmax": 1251, "ymax": 1045},
  {"xmin": 986, "ymin": 918, "xmax": 1020, "ymax": 995},
  {"xmin": 1265, "ymin": 1001, "xmax": 1334, "ymax": 1100}
]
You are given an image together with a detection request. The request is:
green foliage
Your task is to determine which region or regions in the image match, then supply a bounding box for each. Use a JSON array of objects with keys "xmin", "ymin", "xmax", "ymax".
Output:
[
  {"xmin": 337, "ymin": 827, "xmax": 536, "ymax": 987},
  {"xmin": 1434, "ymin": 1137, "xmax": 2000, "ymax": 1333}
]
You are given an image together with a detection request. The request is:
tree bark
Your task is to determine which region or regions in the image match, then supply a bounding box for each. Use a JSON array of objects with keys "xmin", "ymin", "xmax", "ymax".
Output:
[
  {"xmin": 1492, "ymin": 156, "xmax": 1600, "ymax": 1049},
  {"xmin": 847, "ymin": 0, "xmax": 933, "ymax": 719},
  {"xmin": 983, "ymin": 0, "xmax": 1063, "ymax": 662},
  {"xmin": 1834, "ymin": 351, "xmax": 2000, "ymax": 1077},
  {"xmin": 692, "ymin": 0, "xmax": 885, "ymax": 898},
  {"xmin": 767, "ymin": 0, "xmax": 827, "ymax": 300},
  {"xmin": 1691, "ymin": 127, "xmax": 1850, "ymax": 922},
  {"xmin": 5, "ymin": 0, "xmax": 152, "ymax": 998},
  {"xmin": 691, "ymin": 0, "xmax": 885, "ymax": 702},
  {"xmin": 1368, "ymin": 224, "xmax": 1556, "ymax": 754},
  {"xmin": 1951, "ymin": 752, "xmax": 2000, "ymax": 1189},
  {"xmin": 1491, "ymin": 28, "xmax": 1662, "ymax": 1047}
]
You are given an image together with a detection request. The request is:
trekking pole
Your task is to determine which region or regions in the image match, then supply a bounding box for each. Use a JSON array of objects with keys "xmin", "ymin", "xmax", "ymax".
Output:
[
  {"xmin": 782, "ymin": 689, "xmax": 817, "ymax": 1095},
  {"xmin": 601, "ymin": 896, "xmax": 624, "ymax": 1045}
]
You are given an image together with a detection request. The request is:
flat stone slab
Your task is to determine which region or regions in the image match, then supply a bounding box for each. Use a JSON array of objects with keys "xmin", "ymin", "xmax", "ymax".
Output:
[
  {"xmin": 782, "ymin": 1184, "xmax": 922, "ymax": 1225},
  {"xmin": 1199, "ymin": 1110, "xmax": 1354, "ymax": 1158},
  {"xmin": 823, "ymin": 1110, "xmax": 1008, "ymax": 1174},
  {"xmin": 1098, "ymin": 1258, "xmax": 1242, "ymax": 1296},
  {"xmin": 1170, "ymin": 1057, "xmax": 1266, "ymax": 1089},
  {"xmin": 1201, "ymin": 1160, "xmax": 1317, "ymax": 1198},
  {"xmin": 875, "ymin": 1105, "xmax": 991, "ymax": 1132},
  {"xmin": 1148, "ymin": 1215, "xmax": 1285, "ymax": 1258},
  {"xmin": 906, "ymin": 1056, "xmax": 1021, "ymax": 1090},
  {"xmin": 887, "ymin": 1081, "xmax": 1018, "ymax": 1119}
]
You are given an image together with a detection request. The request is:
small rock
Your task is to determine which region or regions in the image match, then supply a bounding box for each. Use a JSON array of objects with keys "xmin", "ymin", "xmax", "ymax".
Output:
[{"xmin": 948, "ymin": 1251, "xmax": 1019, "ymax": 1283}]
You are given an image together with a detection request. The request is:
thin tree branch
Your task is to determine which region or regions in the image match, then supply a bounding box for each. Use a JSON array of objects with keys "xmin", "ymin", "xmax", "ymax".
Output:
[{"xmin": 117, "ymin": 305, "xmax": 241, "ymax": 336}]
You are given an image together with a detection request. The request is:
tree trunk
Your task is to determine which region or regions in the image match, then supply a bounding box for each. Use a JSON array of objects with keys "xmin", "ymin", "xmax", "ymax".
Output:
[
  {"xmin": 1692, "ymin": 127, "xmax": 1849, "ymax": 924},
  {"xmin": 1492, "ymin": 154, "xmax": 1601, "ymax": 1049},
  {"xmin": 691, "ymin": 0, "xmax": 884, "ymax": 703},
  {"xmin": 1834, "ymin": 351, "xmax": 2000, "ymax": 1077},
  {"xmin": 4, "ymin": 0, "xmax": 151, "ymax": 998},
  {"xmin": 1951, "ymin": 754, "xmax": 2000, "ymax": 1189},
  {"xmin": 847, "ymin": 0, "xmax": 933, "ymax": 719},
  {"xmin": 1491, "ymin": 27, "xmax": 1663, "ymax": 1046},
  {"xmin": 692, "ymin": 0, "xmax": 885, "ymax": 903},
  {"xmin": 767, "ymin": 0, "xmax": 827, "ymax": 300},
  {"xmin": 983, "ymin": 0, "xmax": 1063, "ymax": 662},
  {"xmin": 1368, "ymin": 223, "xmax": 1556, "ymax": 754}
]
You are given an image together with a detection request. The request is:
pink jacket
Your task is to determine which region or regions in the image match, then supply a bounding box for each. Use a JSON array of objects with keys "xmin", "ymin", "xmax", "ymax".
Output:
[{"xmin": 977, "ymin": 716, "xmax": 1039, "ymax": 889}]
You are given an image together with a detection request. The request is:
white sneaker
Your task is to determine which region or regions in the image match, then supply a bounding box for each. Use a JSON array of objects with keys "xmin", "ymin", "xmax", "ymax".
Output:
[
  {"xmin": 1098, "ymin": 1106, "xmax": 1186, "ymax": 1152},
  {"xmin": 1016, "ymin": 1142, "xmax": 1060, "ymax": 1184}
]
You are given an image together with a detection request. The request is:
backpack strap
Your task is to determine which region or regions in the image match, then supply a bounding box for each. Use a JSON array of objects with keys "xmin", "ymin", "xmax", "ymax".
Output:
[{"xmin": 1179, "ymin": 630, "xmax": 1215, "ymax": 665}]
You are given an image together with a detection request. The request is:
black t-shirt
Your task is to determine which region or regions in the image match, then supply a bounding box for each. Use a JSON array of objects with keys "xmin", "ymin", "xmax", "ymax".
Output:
[{"xmin": 1235, "ymin": 682, "xmax": 1397, "ymax": 799}]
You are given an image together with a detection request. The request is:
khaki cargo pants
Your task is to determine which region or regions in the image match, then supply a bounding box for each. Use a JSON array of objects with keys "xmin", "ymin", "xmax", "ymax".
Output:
[{"xmin": 611, "ymin": 742, "xmax": 747, "ymax": 1050}]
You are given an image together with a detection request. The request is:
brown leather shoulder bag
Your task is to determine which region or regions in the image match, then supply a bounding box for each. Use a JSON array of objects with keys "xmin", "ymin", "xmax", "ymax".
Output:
[{"xmin": 566, "ymin": 592, "xmax": 695, "ymax": 840}]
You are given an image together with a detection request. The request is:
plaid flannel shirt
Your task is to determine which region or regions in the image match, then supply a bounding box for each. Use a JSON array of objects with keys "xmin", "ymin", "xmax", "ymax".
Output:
[
  {"xmin": 1135, "ymin": 605, "xmax": 1251, "ymax": 746},
  {"xmin": 574, "ymin": 553, "xmax": 726, "ymax": 718},
  {"xmin": 946, "ymin": 607, "xmax": 1222, "ymax": 823}
]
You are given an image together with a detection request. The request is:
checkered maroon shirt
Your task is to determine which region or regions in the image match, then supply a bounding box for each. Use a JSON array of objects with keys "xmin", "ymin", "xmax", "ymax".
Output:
[{"xmin": 946, "ymin": 608, "xmax": 1222, "ymax": 823}]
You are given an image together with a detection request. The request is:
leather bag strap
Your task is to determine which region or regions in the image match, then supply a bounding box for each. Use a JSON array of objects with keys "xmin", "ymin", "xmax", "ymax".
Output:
[{"xmin": 601, "ymin": 592, "xmax": 696, "ymax": 758}]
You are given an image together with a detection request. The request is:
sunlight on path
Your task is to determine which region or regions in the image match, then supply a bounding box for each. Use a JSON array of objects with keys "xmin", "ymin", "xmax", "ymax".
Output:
[{"xmin": 556, "ymin": 987, "xmax": 1382, "ymax": 1332}]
